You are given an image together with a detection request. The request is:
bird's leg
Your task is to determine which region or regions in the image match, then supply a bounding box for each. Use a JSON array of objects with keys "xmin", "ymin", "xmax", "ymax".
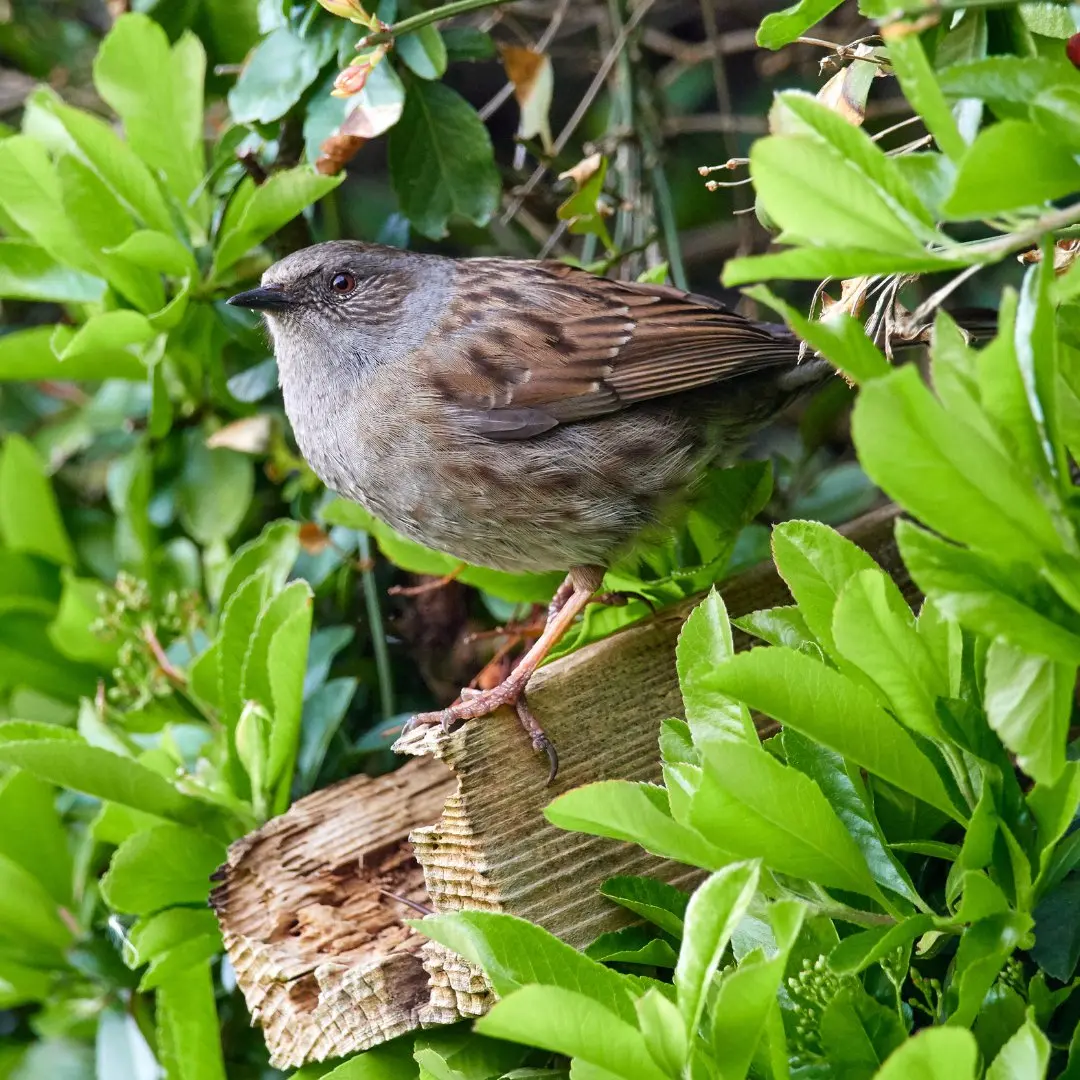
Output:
[
  {"xmin": 387, "ymin": 563, "xmax": 466, "ymax": 597},
  {"xmin": 405, "ymin": 566, "xmax": 605, "ymax": 778}
]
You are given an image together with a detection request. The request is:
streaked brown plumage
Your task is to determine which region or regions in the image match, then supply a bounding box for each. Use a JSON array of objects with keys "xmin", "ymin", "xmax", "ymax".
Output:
[{"xmin": 228, "ymin": 240, "xmax": 833, "ymax": 776}]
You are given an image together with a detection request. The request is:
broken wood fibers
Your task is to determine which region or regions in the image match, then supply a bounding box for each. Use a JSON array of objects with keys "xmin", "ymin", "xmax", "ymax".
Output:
[{"xmin": 211, "ymin": 504, "xmax": 910, "ymax": 1069}]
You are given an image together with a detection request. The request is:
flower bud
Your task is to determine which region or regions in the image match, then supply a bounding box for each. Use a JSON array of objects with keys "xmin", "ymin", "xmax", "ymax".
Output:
[
  {"xmin": 316, "ymin": 0, "xmax": 375, "ymax": 24},
  {"xmin": 330, "ymin": 45, "xmax": 387, "ymax": 98}
]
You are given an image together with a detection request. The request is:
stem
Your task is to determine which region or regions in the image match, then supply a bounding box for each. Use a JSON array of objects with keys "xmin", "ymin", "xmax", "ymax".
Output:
[
  {"xmin": 356, "ymin": 533, "xmax": 396, "ymax": 720},
  {"xmin": 965, "ymin": 199, "xmax": 1080, "ymax": 262},
  {"xmin": 362, "ymin": 0, "xmax": 515, "ymax": 44}
]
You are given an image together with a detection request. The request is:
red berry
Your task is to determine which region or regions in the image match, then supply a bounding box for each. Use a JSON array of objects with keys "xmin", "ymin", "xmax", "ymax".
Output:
[{"xmin": 1067, "ymin": 32, "xmax": 1080, "ymax": 68}]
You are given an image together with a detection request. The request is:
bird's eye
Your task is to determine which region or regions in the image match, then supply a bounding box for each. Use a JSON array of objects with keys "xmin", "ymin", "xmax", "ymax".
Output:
[{"xmin": 330, "ymin": 272, "xmax": 356, "ymax": 295}]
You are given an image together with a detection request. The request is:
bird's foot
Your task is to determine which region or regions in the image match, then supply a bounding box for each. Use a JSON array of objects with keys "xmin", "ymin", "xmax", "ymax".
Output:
[{"xmin": 404, "ymin": 674, "xmax": 559, "ymax": 783}]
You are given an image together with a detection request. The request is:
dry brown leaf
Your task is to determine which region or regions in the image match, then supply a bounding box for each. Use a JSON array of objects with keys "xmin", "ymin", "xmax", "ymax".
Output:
[
  {"xmin": 206, "ymin": 416, "xmax": 273, "ymax": 454},
  {"xmin": 316, "ymin": 133, "xmax": 367, "ymax": 176},
  {"xmin": 298, "ymin": 522, "xmax": 332, "ymax": 555},
  {"xmin": 816, "ymin": 45, "xmax": 882, "ymax": 126},
  {"xmin": 1018, "ymin": 238, "xmax": 1080, "ymax": 275},
  {"xmin": 558, "ymin": 152, "xmax": 603, "ymax": 187},
  {"xmin": 500, "ymin": 44, "xmax": 553, "ymax": 152}
]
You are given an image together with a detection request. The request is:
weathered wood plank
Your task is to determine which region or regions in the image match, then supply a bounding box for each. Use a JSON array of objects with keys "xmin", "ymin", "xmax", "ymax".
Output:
[{"xmin": 214, "ymin": 503, "xmax": 906, "ymax": 1067}]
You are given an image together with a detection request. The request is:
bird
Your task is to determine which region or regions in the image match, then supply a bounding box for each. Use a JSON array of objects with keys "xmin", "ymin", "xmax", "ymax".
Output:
[{"xmin": 228, "ymin": 240, "xmax": 833, "ymax": 778}]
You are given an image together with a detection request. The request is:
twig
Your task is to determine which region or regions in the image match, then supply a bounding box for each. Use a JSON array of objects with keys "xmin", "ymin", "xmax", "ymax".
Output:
[
  {"xmin": 143, "ymin": 624, "xmax": 187, "ymax": 686},
  {"xmin": 501, "ymin": 0, "xmax": 657, "ymax": 225},
  {"xmin": 360, "ymin": 0, "xmax": 518, "ymax": 46}
]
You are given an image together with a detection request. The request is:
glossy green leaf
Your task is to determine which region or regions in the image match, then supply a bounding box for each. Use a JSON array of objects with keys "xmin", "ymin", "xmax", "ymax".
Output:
[
  {"xmin": 585, "ymin": 926, "xmax": 679, "ymax": 968},
  {"xmin": 0, "ymin": 771, "xmax": 71, "ymax": 907},
  {"xmin": 820, "ymin": 986, "xmax": 906, "ymax": 1080},
  {"xmin": 398, "ymin": 25, "xmax": 448, "ymax": 79},
  {"xmin": 691, "ymin": 740, "xmax": 882, "ymax": 899},
  {"xmin": 546, "ymin": 780, "xmax": 731, "ymax": 869},
  {"xmin": 986, "ymin": 1010, "xmax": 1051, "ymax": 1080},
  {"xmin": 0, "ymin": 734, "xmax": 216, "ymax": 826},
  {"xmin": 709, "ymin": 900, "xmax": 804, "ymax": 1077},
  {"xmin": 240, "ymin": 579, "xmax": 310, "ymax": 712},
  {"xmin": 709, "ymin": 647, "xmax": 959, "ymax": 820},
  {"xmin": 896, "ymin": 521, "xmax": 1080, "ymax": 664},
  {"xmin": 218, "ymin": 572, "xmax": 269, "ymax": 729},
  {"xmin": 0, "ymin": 240, "xmax": 105, "ymax": 303},
  {"xmin": 267, "ymin": 602, "xmax": 314, "ymax": 788},
  {"xmin": 219, "ymin": 520, "xmax": 301, "ymax": 612},
  {"xmin": 676, "ymin": 589, "xmax": 754, "ymax": 746},
  {"xmin": 48, "ymin": 571, "xmax": 119, "ymax": 667},
  {"xmin": 832, "ymin": 568, "xmax": 949, "ymax": 740},
  {"xmin": 0, "ymin": 326, "xmax": 141, "ymax": 382},
  {"xmin": 0, "ymin": 435, "xmax": 75, "ymax": 566},
  {"xmin": 228, "ymin": 26, "xmax": 334, "ymax": 124},
  {"xmin": 675, "ymin": 861, "xmax": 760, "ymax": 1034},
  {"xmin": 93, "ymin": 14, "xmax": 208, "ymax": 224},
  {"xmin": 874, "ymin": 1027, "xmax": 977, "ymax": 1080},
  {"xmin": 316, "ymin": 1042, "xmax": 420, "ymax": 1079},
  {"xmin": 0, "ymin": 851, "xmax": 72, "ymax": 954},
  {"xmin": 756, "ymin": 0, "xmax": 845, "ymax": 48},
  {"xmin": 885, "ymin": 28, "xmax": 966, "ymax": 162},
  {"xmin": 784, "ymin": 730, "xmax": 922, "ymax": 905},
  {"xmin": 475, "ymin": 985, "xmax": 666, "ymax": 1080},
  {"xmin": 598, "ymin": 877, "xmax": 689, "ymax": 939},
  {"xmin": 388, "ymin": 79, "xmax": 501, "ymax": 239},
  {"xmin": 101, "ymin": 823, "xmax": 226, "ymax": 915},
  {"xmin": 1031, "ymin": 86, "xmax": 1080, "ymax": 151},
  {"xmin": 212, "ymin": 167, "xmax": 344, "ymax": 277},
  {"xmin": 155, "ymin": 962, "xmax": 227, "ymax": 1080},
  {"xmin": 938, "ymin": 56, "xmax": 1078, "ymax": 104},
  {"xmin": 828, "ymin": 915, "xmax": 937, "ymax": 975},
  {"xmin": 416, "ymin": 911, "xmax": 639, "ymax": 1023},
  {"xmin": 723, "ymin": 244, "xmax": 965, "ymax": 286},
  {"xmin": 635, "ymin": 988, "xmax": 687, "ymax": 1076},
  {"xmin": 944, "ymin": 120, "xmax": 1080, "ymax": 218},
  {"xmin": 985, "ymin": 639, "xmax": 1072, "ymax": 787},
  {"xmin": 950, "ymin": 913, "xmax": 1034, "ymax": 1026},
  {"xmin": 853, "ymin": 366, "xmax": 1064, "ymax": 563},
  {"xmin": 1032, "ymin": 872, "xmax": 1080, "ymax": 981},
  {"xmin": 176, "ymin": 432, "xmax": 254, "ymax": 544}
]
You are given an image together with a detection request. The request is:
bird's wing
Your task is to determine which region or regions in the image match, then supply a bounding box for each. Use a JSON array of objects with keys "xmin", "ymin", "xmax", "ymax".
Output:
[{"xmin": 430, "ymin": 259, "xmax": 805, "ymax": 439}]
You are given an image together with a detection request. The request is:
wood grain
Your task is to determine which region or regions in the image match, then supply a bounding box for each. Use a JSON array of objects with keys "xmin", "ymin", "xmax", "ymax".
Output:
[{"xmin": 214, "ymin": 503, "xmax": 906, "ymax": 1067}]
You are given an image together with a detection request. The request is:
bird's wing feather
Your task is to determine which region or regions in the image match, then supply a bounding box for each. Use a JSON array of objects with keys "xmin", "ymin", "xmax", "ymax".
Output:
[{"xmin": 429, "ymin": 259, "xmax": 804, "ymax": 437}]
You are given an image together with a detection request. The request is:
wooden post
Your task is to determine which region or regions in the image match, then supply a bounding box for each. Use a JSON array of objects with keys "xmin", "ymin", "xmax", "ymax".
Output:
[{"xmin": 213, "ymin": 504, "xmax": 907, "ymax": 1069}]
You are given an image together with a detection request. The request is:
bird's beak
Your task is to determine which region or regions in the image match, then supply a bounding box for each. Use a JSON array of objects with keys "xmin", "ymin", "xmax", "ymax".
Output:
[{"xmin": 226, "ymin": 285, "xmax": 294, "ymax": 312}]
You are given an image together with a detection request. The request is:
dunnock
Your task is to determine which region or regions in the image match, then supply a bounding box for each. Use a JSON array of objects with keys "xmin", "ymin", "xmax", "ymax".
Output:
[{"xmin": 229, "ymin": 240, "xmax": 832, "ymax": 776}]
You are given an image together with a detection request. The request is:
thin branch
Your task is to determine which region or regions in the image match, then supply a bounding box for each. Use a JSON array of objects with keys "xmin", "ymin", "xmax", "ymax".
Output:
[{"xmin": 360, "ymin": 0, "xmax": 517, "ymax": 46}]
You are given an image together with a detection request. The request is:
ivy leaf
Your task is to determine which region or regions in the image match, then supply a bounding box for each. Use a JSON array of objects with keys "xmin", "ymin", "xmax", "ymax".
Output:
[{"xmin": 389, "ymin": 79, "xmax": 501, "ymax": 239}]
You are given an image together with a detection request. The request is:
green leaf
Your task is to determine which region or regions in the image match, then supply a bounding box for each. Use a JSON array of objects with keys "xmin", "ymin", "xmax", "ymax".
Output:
[
  {"xmin": 896, "ymin": 521, "xmax": 1080, "ymax": 665},
  {"xmin": 0, "ymin": 614, "xmax": 99, "ymax": 700},
  {"xmin": 241, "ymin": 579, "xmax": 310, "ymax": 712},
  {"xmin": 944, "ymin": 120, "xmax": 1080, "ymax": 218},
  {"xmin": 585, "ymin": 926, "xmax": 679, "ymax": 967},
  {"xmin": 723, "ymin": 245, "xmax": 965, "ymax": 286},
  {"xmin": 770, "ymin": 519, "xmax": 879, "ymax": 667},
  {"xmin": 832, "ymin": 568, "xmax": 949, "ymax": 740},
  {"xmin": 1028, "ymin": 762, "xmax": 1080, "ymax": 888},
  {"xmin": 48, "ymin": 571, "xmax": 119, "ymax": 667},
  {"xmin": 155, "ymin": 962, "xmax": 227, "ymax": 1080},
  {"xmin": 783, "ymin": 730, "xmax": 922, "ymax": 905},
  {"xmin": 212, "ymin": 166, "xmax": 344, "ymax": 277},
  {"xmin": 708, "ymin": 647, "xmax": 959, "ymax": 821},
  {"xmin": 852, "ymin": 365, "xmax": 1064, "ymax": 563},
  {"xmin": 0, "ymin": 771, "xmax": 71, "ymax": 906},
  {"xmin": 26, "ymin": 88, "xmax": 174, "ymax": 234},
  {"xmin": 986, "ymin": 1009, "xmax": 1051, "ymax": 1080},
  {"xmin": 0, "ymin": 435, "xmax": 75, "ymax": 566},
  {"xmin": 219, "ymin": 520, "xmax": 300, "ymax": 612},
  {"xmin": 709, "ymin": 900, "xmax": 804, "ymax": 1077},
  {"xmin": 984, "ymin": 639, "xmax": 1072, "ymax": 787},
  {"xmin": 218, "ymin": 572, "xmax": 269, "ymax": 729},
  {"xmin": 228, "ymin": 26, "xmax": 334, "ymax": 124},
  {"xmin": 389, "ymin": 79, "xmax": 501, "ymax": 239},
  {"xmin": 598, "ymin": 877, "xmax": 689, "ymax": 939},
  {"xmin": 820, "ymin": 986, "xmax": 906, "ymax": 1080},
  {"xmin": 776, "ymin": 92, "xmax": 937, "ymax": 238},
  {"xmin": 1031, "ymin": 86, "xmax": 1080, "ymax": 152},
  {"xmin": 545, "ymin": 780, "xmax": 732, "ymax": 869},
  {"xmin": 951, "ymin": 914, "xmax": 1035, "ymax": 1028},
  {"xmin": 0, "ymin": 734, "xmax": 216, "ymax": 826},
  {"xmin": 0, "ymin": 240, "xmax": 104, "ymax": 303},
  {"xmin": 267, "ymin": 602, "xmax": 314, "ymax": 788},
  {"xmin": 635, "ymin": 988, "xmax": 687, "ymax": 1076},
  {"xmin": 0, "ymin": 851, "xmax": 73, "ymax": 955},
  {"xmin": 691, "ymin": 739, "xmax": 883, "ymax": 899},
  {"xmin": 884, "ymin": 28, "xmax": 966, "ymax": 162},
  {"xmin": 54, "ymin": 309, "xmax": 156, "ymax": 364},
  {"xmin": 101, "ymin": 823, "xmax": 226, "ymax": 915},
  {"xmin": 106, "ymin": 230, "xmax": 197, "ymax": 277},
  {"xmin": 0, "ymin": 326, "xmax": 146, "ymax": 383},
  {"xmin": 756, "ymin": 0, "xmax": 845, "ymax": 48},
  {"xmin": 675, "ymin": 861, "xmax": 760, "ymax": 1034},
  {"xmin": 937, "ymin": 56, "xmax": 1078, "ymax": 104},
  {"xmin": 874, "ymin": 1027, "xmax": 977, "ymax": 1080},
  {"xmin": 316, "ymin": 1042, "xmax": 420, "ymax": 1079},
  {"xmin": 733, "ymin": 605, "xmax": 815, "ymax": 650},
  {"xmin": 828, "ymin": 915, "xmax": 937, "ymax": 974},
  {"xmin": 93, "ymin": 15, "xmax": 208, "ymax": 225},
  {"xmin": 676, "ymin": 589, "xmax": 754, "ymax": 746},
  {"xmin": 416, "ymin": 911, "xmax": 640, "ymax": 1023},
  {"xmin": 749, "ymin": 135, "xmax": 932, "ymax": 255},
  {"xmin": 398, "ymin": 25, "xmax": 448, "ymax": 79},
  {"xmin": 744, "ymin": 284, "xmax": 890, "ymax": 384},
  {"xmin": 475, "ymin": 985, "xmax": 666, "ymax": 1080},
  {"xmin": 1032, "ymin": 873, "xmax": 1080, "ymax": 981},
  {"xmin": 176, "ymin": 431, "xmax": 254, "ymax": 544}
]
